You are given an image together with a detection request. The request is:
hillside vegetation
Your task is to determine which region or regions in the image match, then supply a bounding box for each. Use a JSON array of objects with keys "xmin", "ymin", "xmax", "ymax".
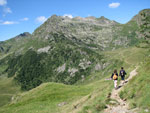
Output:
[
  {"xmin": 0, "ymin": 76, "xmax": 20, "ymax": 107},
  {"xmin": 5, "ymin": 33, "xmax": 104, "ymax": 90},
  {"xmin": 119, "ymin": 49, "xmax": 150, "ymax": 113},
  {"xmin": 0, "ymin": 9, "xmax": 150, "ymax": 113},
  {"xmin": 0, "ymin": 46, "xmax": 148, "ymax": 113}
]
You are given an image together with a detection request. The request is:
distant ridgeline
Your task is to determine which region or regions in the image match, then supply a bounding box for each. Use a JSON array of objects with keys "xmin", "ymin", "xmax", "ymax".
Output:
[{"xmin": 0, "ymin": 9, "xmax": 150, "ymax": 90}]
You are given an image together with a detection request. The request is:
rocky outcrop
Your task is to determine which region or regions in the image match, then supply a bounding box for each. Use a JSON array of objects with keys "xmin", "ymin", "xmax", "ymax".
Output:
[
  {"xmin": 33, "ymin": 14, "xmax": 139, "ymax": 50},
  {"xmin": 37, "ymin": 46, "xmax": 51, "ymax": 53}
]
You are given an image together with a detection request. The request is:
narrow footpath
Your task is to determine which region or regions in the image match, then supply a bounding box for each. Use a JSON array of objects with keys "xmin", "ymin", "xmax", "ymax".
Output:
[{"xmin": 104, "ymin": 67, "xmax": 139, "ymax": 113}]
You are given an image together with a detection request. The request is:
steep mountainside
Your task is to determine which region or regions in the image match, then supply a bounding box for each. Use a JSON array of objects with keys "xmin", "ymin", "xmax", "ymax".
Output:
[
  {"xmin": 0, "ymin": 9, "xmax": 150, "ymax": 112},
  {"xmin": 131, "ymin": 9, "xmax": 150, "ymax": 40},
  {"xmin": 0, "ymin": 32, "xmax": 106, "ymax": 90},
  {"xmin": 0, "ymin": 9, "xmax": 149, "ymax": 91}
]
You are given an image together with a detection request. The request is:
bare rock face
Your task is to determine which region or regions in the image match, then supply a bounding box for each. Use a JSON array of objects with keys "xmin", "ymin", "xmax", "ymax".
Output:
[
  {"xmin": 79, "ymin": 59, "xmax": 91, "ymax": 69},
  {"xmin": 68, "ymin": 68, "xmax": 78, "ymax": 77},
  {"xmin": 95, "ymin": 63, "xmax": 102, "ymax": 71},
  {"xmin": 37, "ymin": 46, "xmax": 51, "ymax": 53},
  {"xmin": 57, "ymin": 64, "xmax": 66, "ymax": 73}
]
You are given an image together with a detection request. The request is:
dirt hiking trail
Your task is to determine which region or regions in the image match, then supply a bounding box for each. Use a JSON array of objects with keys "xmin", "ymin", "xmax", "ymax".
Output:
[{"xmin": 103, "ymin": 67, "xmax": 139, "ymax": 113}]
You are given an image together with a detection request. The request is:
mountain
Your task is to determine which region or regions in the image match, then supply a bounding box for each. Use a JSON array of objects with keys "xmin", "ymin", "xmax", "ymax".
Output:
[
  {"xmin": 0, "ymin": 8, "xmax": 150, "ymax": 112},
  {"xmin": 131, "ymin": 9, "xmax": 150, "ymax": 40},
  {"xmin": 0, "ymin": 32, "xmax": 31, "ymax": 55},
  {"xmin": 33, "ymin": 14, "xmax": 139, "ymax": 50},
  {"xmin": 0, "ymin": 9, "xmax": 149, "ymax": 91},
  {"xmin": 0, "ymin": 8, "xmax": 149, "ymax": 104}
]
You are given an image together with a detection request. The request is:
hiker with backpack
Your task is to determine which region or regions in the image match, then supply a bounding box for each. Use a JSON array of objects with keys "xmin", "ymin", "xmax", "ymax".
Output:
[
  {"xmin": 111, "ymin": 69, "xmax": 118, "ymax": 90},
  {"xmin": 119, "ymin": 67, "xmax": 127, "ymax": 85}
]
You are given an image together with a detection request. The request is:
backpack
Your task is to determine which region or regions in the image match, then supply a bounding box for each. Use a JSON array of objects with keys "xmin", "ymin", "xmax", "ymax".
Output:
[
  {"xmin": 121, "ymin": 70, "xmax": 124, "ymax": 76},
  {"xmin": 113, "ymin": 73, "xmax": 118, "ymax": 80}
]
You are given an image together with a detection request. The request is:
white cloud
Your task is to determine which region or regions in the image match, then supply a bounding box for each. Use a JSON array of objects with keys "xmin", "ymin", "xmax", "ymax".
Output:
[
  {"xmin": 1, "ymin": 21, "xmax": 18, "ymax": 25},
  {"xmin": 36, "ymin": 16, "xmax": 47, "ymax": 23},
  {"xmin": 0, "ymin": 0, "xmax": 12, "ymax": 16},
  {"xmin": 63, "ymin": 14, "xmax": 73, "ymax": 18},
  {"xmin": 3, "ymin": 7, "xmax": 12, "ymax": 13},
  {"xmin": 21, "ymin": 17, "xmax": 29, "ymax": 21},
  {"xmin": 109, "ymin": 2, "xmax": 120, "ymax": 8},
  {"xmin": 0, "ymin": 0, "xmax": 7, "ymax": 6}
]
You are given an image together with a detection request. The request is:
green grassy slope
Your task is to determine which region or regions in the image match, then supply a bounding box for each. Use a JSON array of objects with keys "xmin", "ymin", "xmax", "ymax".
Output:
[
  {"xmin": 0, "ymin": 76, "xmax": 20, "ymax": 107},
  {"xmin": 74, "ymin": 47, "xmax": 148, "ymax": 113},
  {"xmin": 0, "ymin": 46, "xmax": 148, "ymax": 113},
  {"xmin": 0, "ymin": 77, "xmax": 113, "ymax": 113},
  {"xmin": 119, "ymin": 48, "xmax": 150, "ymax": 113}
]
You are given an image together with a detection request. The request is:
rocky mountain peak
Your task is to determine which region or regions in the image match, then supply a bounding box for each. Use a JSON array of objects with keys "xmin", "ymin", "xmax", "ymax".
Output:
[
  {"xmin": 14, "ymin": 32, "xmax": 31, "ymax": 39},
  {"xmin": 32, "ymin": 9, "xmax": 150, "ymax": 49},
  {"xmin": 8, "ymin": 32, "xmax": 31, "ymax": 42},
  {"xmin": 99, "ymin": 16, "xmax": 107, "ymax": 19},
  {"xmin": 85, "ymin": 16, "xmax": 96, "ymax": 19},
  {"xmin": 18, "ymin": 32, "xmax": 31, "ymax": 37},
  {"xmin": 46, "ymin": 15, "xmax": 63, "ymax": 24},
  {"xmin": 73, "ymin": 16, "xmax": 84, "ymax": 20},
  {"xmin": 97, "ymin": 16, "xmax": 116, "ymax": 25},
  {"xmin": 50, "ymin": 14, "xmax": 61, "ymax": 19}
]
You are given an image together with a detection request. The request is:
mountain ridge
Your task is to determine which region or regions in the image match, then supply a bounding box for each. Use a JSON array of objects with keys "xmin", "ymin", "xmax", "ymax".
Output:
[
  {"xmin": 0, "ymin": 8, "xmax": 150, "ymax": 113},
  {"xmin": 0, "ymin": 8, "xmax": 149, "ymax": 90}
]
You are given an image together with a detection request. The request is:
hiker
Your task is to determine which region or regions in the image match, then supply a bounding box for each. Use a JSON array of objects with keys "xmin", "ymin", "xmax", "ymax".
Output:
[
  {"xmin": 119, "ymin": 67, "xmax": 127, "ymax": 85},
  {"xmin": 111, "ymin": 69, "xmax": 118, "ymax": 89}
]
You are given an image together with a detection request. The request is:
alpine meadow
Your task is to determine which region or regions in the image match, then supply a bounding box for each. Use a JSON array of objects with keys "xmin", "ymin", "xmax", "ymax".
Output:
[{"xmin": 0, "ymin": 7, "xmax": 150, "ymax": 113}]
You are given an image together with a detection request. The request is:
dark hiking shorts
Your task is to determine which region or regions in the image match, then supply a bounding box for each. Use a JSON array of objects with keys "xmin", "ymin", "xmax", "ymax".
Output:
[{"xmin": 121, "ymin": 76, "xmax": 125, "ymax": 80}]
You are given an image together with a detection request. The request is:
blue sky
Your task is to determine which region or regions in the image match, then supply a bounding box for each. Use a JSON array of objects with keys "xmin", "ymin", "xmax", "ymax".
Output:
[{"xmin": 0, "ymin": 0, "xmax": 150, "ymax": 41}]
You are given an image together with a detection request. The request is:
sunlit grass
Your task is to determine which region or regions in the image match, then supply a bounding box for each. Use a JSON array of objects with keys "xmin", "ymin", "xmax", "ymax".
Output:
[{"xmin": 0, "ymin": 47, "xmax": 149, "ymax": 113}]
